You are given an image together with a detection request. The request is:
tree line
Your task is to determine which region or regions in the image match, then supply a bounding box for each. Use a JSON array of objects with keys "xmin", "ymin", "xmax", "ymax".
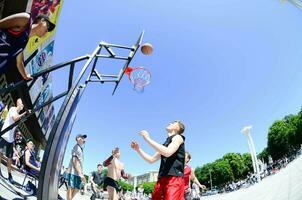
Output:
[{"xmin": 195, "ymin": 107, "xmax": 302, "ymax": 188}]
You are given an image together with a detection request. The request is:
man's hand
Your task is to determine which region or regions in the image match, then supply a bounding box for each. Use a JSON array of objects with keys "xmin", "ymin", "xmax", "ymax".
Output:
[
  {"xmin": 23, "ymin": 73, "xmax": 33, "ymax": 81},
  {"xmin": 112, "ymin": 147, "xmax": 119, "ymax": 156},
  {"xmin": 80, "ymin": 174, "xmax": 86, "ymax": 183},
  {"xmin": 200, "ymin": 185, "xmax": 206, "ymax": 190},
  {"xmin": 131, "ymin": 141, "xmax": 139, "ymax": 151},
  {"xmin": 139, "ymin": 130, "xmax": 149, "ymax": 139}
]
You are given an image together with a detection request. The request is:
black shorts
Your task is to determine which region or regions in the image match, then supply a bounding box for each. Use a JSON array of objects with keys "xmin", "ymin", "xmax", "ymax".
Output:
[
  {"xmin": 0, "ymin": 137, "xmax": 13, "ymax": 158},
  {"xmin": 104, "ymin": 177, "xmax": 121, "ymax": 191}
]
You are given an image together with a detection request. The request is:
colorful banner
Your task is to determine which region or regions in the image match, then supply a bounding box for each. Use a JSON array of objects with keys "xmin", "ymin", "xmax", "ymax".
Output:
[
  {"xmin": 26, "ymin": 40, "xmax": 54, "ymax": 75},
  {"xmin": 42, "ymin": 105, "xmax": 55, "ymax": 133},
  {"xmin": 35, "ymin": 82, "xmax": 53, "ymax": 125},
  {"xmin": 25, "ymin": 0, "xmax": 63, "ymax": 55},
  {"xmin": 23, "ymin": 0, "xmax": 65, "ymax": 140}
]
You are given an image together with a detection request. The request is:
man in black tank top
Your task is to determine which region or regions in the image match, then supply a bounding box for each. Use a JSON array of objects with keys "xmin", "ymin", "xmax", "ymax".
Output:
[{"xmin": 131, "ymin": 120, "xmax": 186, "ymax": 200}]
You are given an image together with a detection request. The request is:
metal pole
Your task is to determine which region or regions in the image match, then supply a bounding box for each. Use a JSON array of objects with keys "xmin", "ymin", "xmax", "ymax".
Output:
[
  {"xmin": 242, "ymin": 126, "xmax": 261, "ymax": 182},
  {"xmin": 38, "ymin": 45, "xmax": 101, "ymax": 199},
  {"xmin": 209, "ymin": 170, "xmax": 213, "ymax": 190}
]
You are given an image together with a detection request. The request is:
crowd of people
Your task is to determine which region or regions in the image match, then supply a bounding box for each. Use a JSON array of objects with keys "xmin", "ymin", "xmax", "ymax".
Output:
[
  {"xmin": 0, "ymin": 98, "xmax": 42, "ymax": 195},
  {"xmin": 57, "ymin": 120, "xmax": 207, "ymax": 200}
]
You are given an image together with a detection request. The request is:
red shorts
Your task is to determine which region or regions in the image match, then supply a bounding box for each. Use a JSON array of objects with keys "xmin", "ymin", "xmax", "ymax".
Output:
[{"xmin": 152, "ymin": 176, "xmax": 184, "ymax": 200}]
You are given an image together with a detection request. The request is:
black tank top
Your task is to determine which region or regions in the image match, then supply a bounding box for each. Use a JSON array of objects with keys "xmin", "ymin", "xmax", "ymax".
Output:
[{"xmin": 158, "ymin": 134, "xmax": 185, "ymax": 178}]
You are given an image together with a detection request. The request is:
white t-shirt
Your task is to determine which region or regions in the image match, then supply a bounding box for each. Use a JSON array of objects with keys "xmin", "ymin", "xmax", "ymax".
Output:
[
  {"xmin": 68, "ymin": 144, "xmax": 84, "ymax": 176},
  {"xmin": 1, "ymin": 107, "xmax": 18, "ymax": 143}
]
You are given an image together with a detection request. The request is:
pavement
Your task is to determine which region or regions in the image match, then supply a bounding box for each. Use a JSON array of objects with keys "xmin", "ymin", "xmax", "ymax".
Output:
[{"xmin": 1, "ymin": 155, "xmax": 302, "ymax": 199}]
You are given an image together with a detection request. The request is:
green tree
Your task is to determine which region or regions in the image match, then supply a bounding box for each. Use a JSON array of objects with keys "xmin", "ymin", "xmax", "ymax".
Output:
[
  {"xmin": 102, "ymin": 168, "xmax": 108, "ymax": 177},
  {"xmin": 268, "ymin": 120, "xmax": 292, "ymax": 160},
  {"xmin": 296, "ymin": 109, "xmax": 302, "ymax": 146},
  {"xmin": 195, "ymin": 163, "xmax": 213, "ymax": 188},
  {"xmin": 118, "ymin": 180, "xmax": 133, "ymax": 191},
  {"xmin": 284, "ymin": 114, "xmax": 299, "ymax": 153},
  {"xmin": 140, "ymin": 182, "xmax": 156, "ymax": 194},
  {"xmin": 222, "ymin": 153, "xmax": 246, "ymax": 180},
  {"xmin": 258, "ymin": 148, "xmax": 269, "ymax": 164},
  {"xmin": 242, "ymin": 153, "xmax": 253, "ymax": 176},
  {"xmin": 195, "ymin": 159, "xmax": 234, "ymax": 188},
  {"xmin": 211, "ymin": 159, "xmax": 234, "ymax": 186}
]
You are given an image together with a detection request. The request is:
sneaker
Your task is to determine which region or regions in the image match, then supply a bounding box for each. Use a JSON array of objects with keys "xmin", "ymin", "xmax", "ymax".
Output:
[
  {"xmin": 58, "ymin": 194, "xmax": 65, "ymax": 200},
  {"xmin": 90, "ymin": 194, "xmax": 96, "ymax": 200}
]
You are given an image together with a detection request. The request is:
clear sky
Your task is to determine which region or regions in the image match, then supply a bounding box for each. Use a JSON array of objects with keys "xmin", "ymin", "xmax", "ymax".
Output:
[{"xmin": 50, "ymin": 0, "xmax": 302, "ymax": 176}]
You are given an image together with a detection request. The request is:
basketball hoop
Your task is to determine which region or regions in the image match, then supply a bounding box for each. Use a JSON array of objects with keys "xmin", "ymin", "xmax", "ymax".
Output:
[{"xmin": 125, "ymin": 66, "xmax": 151, "ymax": 93}]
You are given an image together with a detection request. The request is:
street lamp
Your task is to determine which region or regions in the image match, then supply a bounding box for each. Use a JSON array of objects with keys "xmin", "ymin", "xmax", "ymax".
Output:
[
  {"xmin": 209, "ymin": 169, "xmax": 213, "ymax": 190},
  {"xmin": 241, "ymin": 126, "xmax": 261, "ymax": 182}
]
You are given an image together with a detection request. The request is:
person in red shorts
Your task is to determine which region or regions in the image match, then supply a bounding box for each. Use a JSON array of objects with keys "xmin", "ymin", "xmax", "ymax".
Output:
[
  {"xmin": 131, "ymin": 120, "xmax": 186, "ymax": 200},
  {"xmin": 184, "ymin": 152, "xmax": 206, "ymax": 200}
]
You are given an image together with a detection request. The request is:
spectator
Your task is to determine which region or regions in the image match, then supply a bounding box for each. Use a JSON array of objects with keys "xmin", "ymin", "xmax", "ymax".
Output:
[
  {"xmin": 65, "ymin": 134, "xmax": 87, "ymax": 200},
  {"xmin": 24, "ymin": 138, "xmax": 40, "ymax": 177},
  {"xmin": 23, "ymin": 138, "xmax": 40, "ymax": 195},
  {"xmin": 0, "ymin": 98, "xmax": 29, "ymax": 184},
  {"xmin": 12, "ymin": 129, "xmax": 26, "ymax": 168},
  {"xmin": 184, "ymin": 152, "xmax": 206, "ymax": 200},
  {"xmin": 0, "ymin": 12, "xmax": 55, "ymax": 80},
  {"xmin": 90, "ymin": 164, "xmax": 105, "ymax": 200}
]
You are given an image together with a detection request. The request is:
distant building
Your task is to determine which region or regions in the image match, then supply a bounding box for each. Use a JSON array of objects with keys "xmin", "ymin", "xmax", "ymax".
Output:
[{"xmin": 128, "ymin": 170, "xmax": 158, "ymax": 187}]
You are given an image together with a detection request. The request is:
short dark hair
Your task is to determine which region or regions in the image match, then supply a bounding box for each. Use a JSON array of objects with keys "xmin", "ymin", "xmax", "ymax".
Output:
[
  {"xmin": 97, "ymin": 163, "xmax": 103, "ymax": 167},
  {"xmin": 186, "ymin": 151, "xmax": 191, "ymax": 160},
  {"xmin": 26, "ymin": 138, "xmax": 33, "ymax": 144},
  {"xmin": 33, "ymin": 14, "xmax": 56, "ymax": 32},
  {"xmin": 176, "ymin": 120, "xmax": 185, "ymax": 134}
]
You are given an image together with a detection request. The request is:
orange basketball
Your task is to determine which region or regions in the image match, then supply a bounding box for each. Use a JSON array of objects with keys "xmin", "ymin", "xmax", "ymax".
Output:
[{"xmin": 141, "ymin": 43, "xmax": 153, "ymax": 55}]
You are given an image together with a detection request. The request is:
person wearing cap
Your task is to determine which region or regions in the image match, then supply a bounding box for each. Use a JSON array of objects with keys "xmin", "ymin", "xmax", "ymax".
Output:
[
  {"xmin": 0, "ymin": 12, "xmax": 56, "ymax": 80},
  {"xmin": 66, "ymin": 134, "xmax": 87, "ymax": 200}
]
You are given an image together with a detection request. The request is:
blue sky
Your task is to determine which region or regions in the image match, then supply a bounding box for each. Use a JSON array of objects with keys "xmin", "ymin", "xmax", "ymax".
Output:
[{"xmin": 51, "ymin": 0, "xmax": 302, "ymax": 176}]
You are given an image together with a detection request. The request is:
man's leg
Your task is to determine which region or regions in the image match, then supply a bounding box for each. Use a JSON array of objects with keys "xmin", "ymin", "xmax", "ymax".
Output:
[
  {"xmin": 91, "ymin": 185, "xmax": 97, "ymax": 199},
  {"xmin": 71, "ymin": 188, "xmax": 79, "ymax": 199},
  {"xmin": 107, "ymin": 186, "xmax": 118, "ymax": 200},
  {"xmin": 66, "ymin": 188, "xmax": 73, "ymax": 200},
  {"xmin": 152, "ymin": 179, "xmax": 164, "ymax": 200},
  {"xmin": 7, "ymin": 143, "xmax": 15, "ymax": 183},
  {"xmin": 7, "ymin": 158, "xmax": 12, "ymax": 173},
  {"xmin": 165, "ymin": 176, "xmax": 185, "ymax": 200}
]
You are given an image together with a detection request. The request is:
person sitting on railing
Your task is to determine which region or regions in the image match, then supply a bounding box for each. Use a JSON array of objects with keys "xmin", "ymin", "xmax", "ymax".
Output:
[
  {"xmin": 0, "ymin": 98, "xmax": 29, "ymax": 184},
  {"xmin": 0, "ymin": 12, "xmax": 55, "ymax": 80},
  {"xmin": 24, "ymin": 138, "xmax": 40, "ymax": 177},
  {"xmin": 23, "ymin": 138, "xmax": 40, "ymax": 195}
]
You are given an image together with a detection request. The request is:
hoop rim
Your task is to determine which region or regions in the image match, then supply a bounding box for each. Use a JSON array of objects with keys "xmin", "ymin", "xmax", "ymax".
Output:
[{"xmin": 125, "ymin": 66, "xmax": 152, "ymax": 86}]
